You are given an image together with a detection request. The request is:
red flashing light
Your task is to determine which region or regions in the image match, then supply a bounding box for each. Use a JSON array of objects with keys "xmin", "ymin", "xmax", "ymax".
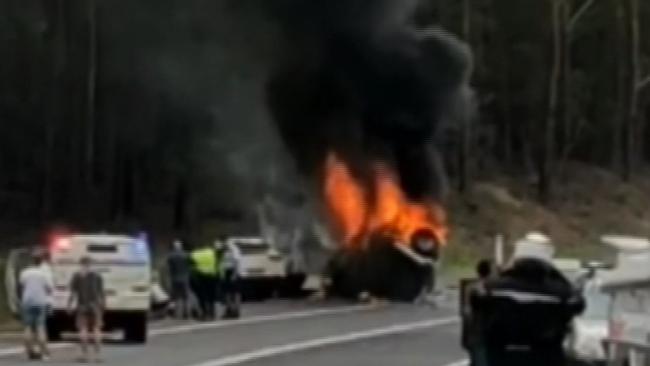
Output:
[{"xmin": 52, "ymin": 237, "xmax": 71, "ymax": 251}]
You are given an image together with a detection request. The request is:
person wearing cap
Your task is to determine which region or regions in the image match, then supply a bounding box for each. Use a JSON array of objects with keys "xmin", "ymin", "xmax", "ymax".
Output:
[
  {"xmin": 472, "ymin": 233, "xmax": 585, "ymax": 366},
  {"xmin": 68, "ymin": 256, "xmax": 105, "ymax": 363},
  {"xmin": 19, "ymin": 252, "xmax": 53, "ymax": 361}
]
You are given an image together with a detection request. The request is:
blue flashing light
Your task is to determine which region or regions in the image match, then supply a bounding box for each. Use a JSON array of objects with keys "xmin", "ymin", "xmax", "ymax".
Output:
[{"xmin": 131, "ymin": 235, "xmax": 150, "ymax": 262}]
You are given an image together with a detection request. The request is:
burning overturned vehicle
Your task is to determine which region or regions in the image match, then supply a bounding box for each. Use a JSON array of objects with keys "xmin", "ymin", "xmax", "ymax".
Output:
[
  {"xmin": 321, "ymin": 155, "xmax": 447, "ymax": 301},
  {"xmin": 265, "ymin": 0, "xmax": 472, "ymax": 301}
]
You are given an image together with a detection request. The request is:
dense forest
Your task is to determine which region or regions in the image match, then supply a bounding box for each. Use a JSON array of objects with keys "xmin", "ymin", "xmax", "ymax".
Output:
[{"xmin": 1, "ymin": 0, "xmax": 649, "ymax": 247}]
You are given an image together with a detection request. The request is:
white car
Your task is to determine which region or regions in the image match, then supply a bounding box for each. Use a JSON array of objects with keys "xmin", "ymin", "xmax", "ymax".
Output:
[
  {"xmin": 224, "ymin": 237, "xmax": 287, "ymax": 299},
  {"xmin": 566, "ymin": 279, "xmax": 611, "ymax": 365}
]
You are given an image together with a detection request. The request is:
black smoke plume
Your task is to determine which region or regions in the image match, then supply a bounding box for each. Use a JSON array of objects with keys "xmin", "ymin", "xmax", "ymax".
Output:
[{"xmin": 266, "ymin": 0, "xmax": 473, "ymax": 204}]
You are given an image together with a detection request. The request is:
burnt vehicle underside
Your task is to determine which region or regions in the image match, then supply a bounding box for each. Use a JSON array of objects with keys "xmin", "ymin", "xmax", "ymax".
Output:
[{"xmin": 327, "ymin": 230, "xmax": 440, "ymax": 301}]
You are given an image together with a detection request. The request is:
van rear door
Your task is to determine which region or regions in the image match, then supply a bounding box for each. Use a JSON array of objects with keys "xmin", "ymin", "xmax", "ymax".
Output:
[{"xmin": 50, "ymin": 236, "xmax": 150, "ymax": 311}]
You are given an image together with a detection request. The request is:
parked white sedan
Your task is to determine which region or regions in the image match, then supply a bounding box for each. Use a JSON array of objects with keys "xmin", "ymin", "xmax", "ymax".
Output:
[{"xmin": 566, "ymin": 279, "xmax": 611, "ymax": 366}]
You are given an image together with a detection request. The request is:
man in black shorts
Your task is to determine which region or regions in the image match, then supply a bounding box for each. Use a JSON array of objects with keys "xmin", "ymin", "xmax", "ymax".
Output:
[{"xmin": 68, "ymin": 256, "xmax": 105, "ymax": 362}]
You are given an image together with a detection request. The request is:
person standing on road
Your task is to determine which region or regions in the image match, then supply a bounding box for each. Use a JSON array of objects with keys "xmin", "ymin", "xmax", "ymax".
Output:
[
  {"xmin": 167, "ymin": 240, "xmax": 192, "ymax": 319},
  {"xmin": 411, "ymin": 229, "xmax": 440, "ymax": 304},
  {"xmin": 220, "ymin": 244, "xmax": 242, "ymax": 319},
  {"xmin": 191, "ymin": 244, "xmax": 218, "ymax": 320},
  {"xmin": 214, "ymin": 240, "xmax": 226, "ymax": 305},
  {"xmin": 68, "ymin": 256, "xmax": 105, "ymax": 363},
  {"xmin": 39, "ymin": 252, "xmax": 54, "ymax": 314},
  {"xmin": 474, "ymin": 237, "xmax": 584, "ymax": 366},
  {"xmin": 464, "ymin": 259, "xmax": 493, "ymax": 366},
  {"xmin": 19, "ymin": 253, "xmax": 53, "ymax": 361}
]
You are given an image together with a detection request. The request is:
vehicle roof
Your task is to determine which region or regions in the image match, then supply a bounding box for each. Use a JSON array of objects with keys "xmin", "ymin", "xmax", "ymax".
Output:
[
  {"xmin": 69, "ymin": 234, "xmax": 136, "ymax": 243},
  {"xmin": 600, "ymin": 252, "xmax": 650, "ymax": 291},
  {"xmin": 601, "ymin": 235, "xmax": 650, "ymax": 252},
  {"xmin": 226, "ymin": 237, "xmax": 266, "ymax": 245}
]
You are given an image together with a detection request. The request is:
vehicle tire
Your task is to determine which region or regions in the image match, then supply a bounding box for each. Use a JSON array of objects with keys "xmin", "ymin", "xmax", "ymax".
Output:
[
  {"xmin": 280, "ymin": 274, "xmax": 307, "ymax": 298},
  {"xmin": 249, "ymin": 287, "xmax": 271, "ymax": 302},
  {"xmin": 46, "ymin": 321, "xmax": 62, "ymax": 342},
  {"xmin": 124, "ymin": 313, "xmax": 147, "ymax": 344}
]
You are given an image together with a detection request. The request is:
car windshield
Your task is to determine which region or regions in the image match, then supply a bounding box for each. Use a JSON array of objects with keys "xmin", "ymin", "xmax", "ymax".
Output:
[{"xmin": 582, "ymin": 285, "xmax": 612, "ymax": 321}]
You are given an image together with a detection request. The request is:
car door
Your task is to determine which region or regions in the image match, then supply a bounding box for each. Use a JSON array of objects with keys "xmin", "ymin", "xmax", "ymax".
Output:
[{"xmin": 4, "ymin": 248, "xmax": 31, "ymax": 316}]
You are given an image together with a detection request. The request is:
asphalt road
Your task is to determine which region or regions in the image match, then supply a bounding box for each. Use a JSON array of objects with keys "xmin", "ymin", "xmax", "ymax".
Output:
[{"xmin": 0, "ymin": 299, "xmax": 467, "ymax": 366}]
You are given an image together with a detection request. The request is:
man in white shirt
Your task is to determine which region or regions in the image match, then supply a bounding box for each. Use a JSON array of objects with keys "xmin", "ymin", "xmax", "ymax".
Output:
[
  {"xmin": 19, "ymin": 253, "xmax": 53, "ymax": 360},
  {"xmin": 220, "ymin": 245, "xmax": 242, "ymax": 319},
  {"xmin": 37, "ymin": 250, "xmax": 54, "ymax": 312}
]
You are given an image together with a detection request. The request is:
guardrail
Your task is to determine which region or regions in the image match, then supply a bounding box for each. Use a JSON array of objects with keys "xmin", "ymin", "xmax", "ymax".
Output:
[{"xmin": 604, "ymin": 338, "xmax": 650, "ymax": 366}]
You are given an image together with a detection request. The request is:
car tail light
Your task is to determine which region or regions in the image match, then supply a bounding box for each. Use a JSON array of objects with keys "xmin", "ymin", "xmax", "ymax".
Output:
[{"xmin": 52, "ymin": 237, "xmax": 71, "ymax": 252}]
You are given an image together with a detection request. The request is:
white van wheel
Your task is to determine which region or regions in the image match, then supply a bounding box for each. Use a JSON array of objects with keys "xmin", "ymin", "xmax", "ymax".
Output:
[
  {"xmin": 46, "ymin": 322, "xmax": 62, "ymax": 342},
  {"xmin": 124, "ymin": 313, "xmax": 147, "ymax": 344}
]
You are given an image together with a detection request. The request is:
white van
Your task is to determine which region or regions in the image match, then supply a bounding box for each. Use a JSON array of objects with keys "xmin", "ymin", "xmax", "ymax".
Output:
[
  {"xmin": 47, "ymin": 234, "xmax": 151, "ymax": 343},
  {"xmin": 224, "ymin": 236, "xmax": 286, "ymax": 299},
  {"xmin": 599, "ymin": 237, "xmax": 650, "ymax": 365}
]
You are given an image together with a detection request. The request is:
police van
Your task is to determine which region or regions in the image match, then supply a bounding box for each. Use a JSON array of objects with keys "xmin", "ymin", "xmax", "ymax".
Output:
[{"xmin": 6, "ymin": 234, "xmax": 152, "ymax": 343}]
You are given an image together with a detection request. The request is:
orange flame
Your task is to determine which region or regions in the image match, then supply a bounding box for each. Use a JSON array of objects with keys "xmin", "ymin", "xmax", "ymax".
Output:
[
  {"xmin": 324, "ymin": 153, "xmax": 448, "ymax": 249},
  {"xmin": 324, "ymin": 154, "xmax": 368, "ymax": 244}
]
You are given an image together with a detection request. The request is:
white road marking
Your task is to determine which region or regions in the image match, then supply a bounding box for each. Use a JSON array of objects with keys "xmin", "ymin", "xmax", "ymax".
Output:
[
  {"xmin": 186, "ymin": 316, "xmax": 460, "ymax": 366},
  {"xmin": 0, "ymin": 342, "xmax": 74, "ymax": 357},
  {"xmin": 0, "ymin": 304, "xmax": 374, "ymax": 358},
  {"xmin": 442, "ymin": 359, "xmax": 469, "ymax": 366},
  {"xmin": 151, "ymin": 304, "xmax": 375, "ymax": 336}
]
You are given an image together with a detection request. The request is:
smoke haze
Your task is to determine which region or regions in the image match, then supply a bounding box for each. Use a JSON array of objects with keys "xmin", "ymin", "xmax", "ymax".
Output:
[{"xmin": 267, "ymin": 0, "xmax": 473, "ymax": 205}]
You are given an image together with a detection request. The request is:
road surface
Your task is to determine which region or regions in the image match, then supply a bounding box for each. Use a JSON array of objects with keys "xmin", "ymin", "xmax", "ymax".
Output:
[{"xmin": 0, "ymin": 300, "xmax": 466, "ymax": 366}]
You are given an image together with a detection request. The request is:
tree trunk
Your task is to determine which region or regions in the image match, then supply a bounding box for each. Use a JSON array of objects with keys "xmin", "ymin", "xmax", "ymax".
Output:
[
  {"xmin": 493, "ymin": 0, "xmax": 513, "ymax": 167},
  {"xmin": 558, "ymin": 0, "xmax": 571, "ymax": 178},
  {"xmin": 613, "ymin": 0, "xmax": 626, "ymax": 170},
  {"xmin": 622, "ymin": 0, "xmax": 640, "ymax": 181},
  {"xmin": 458, "ymin": 0, "xmax": 472, "ymax": 192},
  {"xmin": 173, "ymin": 176, "xmax": 188, "ymax": 233},
  {"xmin": 85, "ymin": 0, "xmax": 97, "ymax": 188},
  {"xmin": 539, "ymin": 0, "xmax": 563, "ymax": 202},
  {"xmin": 41, "ymin": 0, "xmax": 66, "ymax": 221}
]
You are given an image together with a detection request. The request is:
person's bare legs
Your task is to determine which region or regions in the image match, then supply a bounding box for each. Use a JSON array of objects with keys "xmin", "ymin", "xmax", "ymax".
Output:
[
  {"xmin": 77, "ymin": 315, "xmax": 89, "ymax": 362},
  {"xmin": 23, "ymin": 327, "xmax": 35, "ymax": 359},
  {"xmin": 91, "ymin": 312, "xmax": 103, "ymax": 362},
  {"xmin": 35, "ymin": 325, "xmax": 50, "ymax": 360}
]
